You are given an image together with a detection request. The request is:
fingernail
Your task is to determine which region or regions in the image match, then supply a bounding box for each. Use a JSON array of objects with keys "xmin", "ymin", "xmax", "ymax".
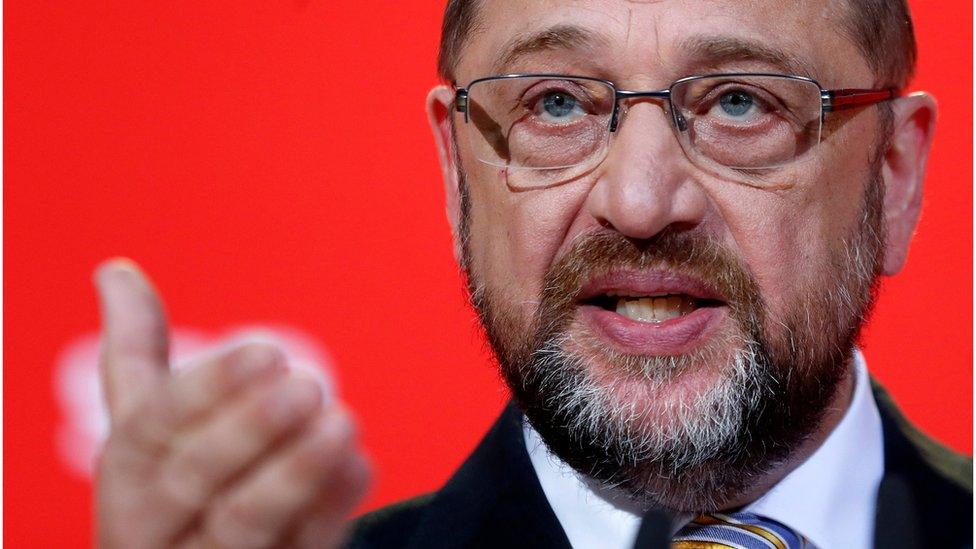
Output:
[{"xmin": 94, "ymin": 258, "xmax": 139, "ymax": 287}]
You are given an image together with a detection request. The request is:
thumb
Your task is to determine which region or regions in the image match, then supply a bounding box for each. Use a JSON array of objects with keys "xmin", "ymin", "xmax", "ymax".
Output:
[{"xmin": 94, "ymin": 258, "xmax": 170, "ymax": 420}]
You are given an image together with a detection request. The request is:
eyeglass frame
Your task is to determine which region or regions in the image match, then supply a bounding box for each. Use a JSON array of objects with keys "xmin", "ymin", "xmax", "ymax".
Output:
[{"xmin": 453, "ymin": 72, "xmax": 899, "ymax": 168}]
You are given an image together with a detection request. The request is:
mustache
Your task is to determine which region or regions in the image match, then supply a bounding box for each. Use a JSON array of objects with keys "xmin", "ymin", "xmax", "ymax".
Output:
[{"xmin": 534, "ymin": 227, "xmax": 766, "ymax": 329}]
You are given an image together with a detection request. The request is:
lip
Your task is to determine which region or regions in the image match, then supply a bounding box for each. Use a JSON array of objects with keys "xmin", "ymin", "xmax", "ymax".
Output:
[
  {"xmin": 575, "ymin": 269, "xmax": 729, "ymax": 355},
  {"xmin": 577, "ymin": 270, "xmax": 727, "ymax": 301},
  {"xmin": 580, "ymin": 305, "xmax": 727, "ymax": 355}
]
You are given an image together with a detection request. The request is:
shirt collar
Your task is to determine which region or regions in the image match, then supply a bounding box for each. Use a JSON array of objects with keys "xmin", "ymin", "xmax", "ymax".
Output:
[
  {"xmin": 524, "ymin": 351, "xmax": 884, "ymax": 549},
  {"xmin": 743, "ymin": 350, "xmax": 884, "ymax": 549}
]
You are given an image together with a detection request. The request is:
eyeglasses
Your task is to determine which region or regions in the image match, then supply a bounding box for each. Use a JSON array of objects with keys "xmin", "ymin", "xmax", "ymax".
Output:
[{"xmin": 454, "ymin": 73, "xmax": 898, "ymax": 188}]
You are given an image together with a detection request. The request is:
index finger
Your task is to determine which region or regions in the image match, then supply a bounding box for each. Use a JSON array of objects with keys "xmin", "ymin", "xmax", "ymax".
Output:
[{"xmin": 94, "ymin": 258, "xmax": 170, "ymax": 420}]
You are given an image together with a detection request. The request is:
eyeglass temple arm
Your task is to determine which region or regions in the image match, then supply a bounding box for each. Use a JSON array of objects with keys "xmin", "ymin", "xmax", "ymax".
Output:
[{"xmin": 822, "ymin": 88, "xmax": 900, "ymax": 112}]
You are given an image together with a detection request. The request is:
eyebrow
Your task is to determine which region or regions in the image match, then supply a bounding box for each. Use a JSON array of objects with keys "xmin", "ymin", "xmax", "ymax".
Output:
[
  {"xmin": 490, "ymin": 24, "xmax": 611, "ymax": 75},
  {"xmin": 678, "ymin": 36, "xmax": 818, "ymax": 79},
  {"xmin": 487, "ymin": 26, "xmax": 820, "ymax": 82}
]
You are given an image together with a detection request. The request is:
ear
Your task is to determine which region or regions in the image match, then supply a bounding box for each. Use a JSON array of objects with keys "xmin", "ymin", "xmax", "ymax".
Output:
[
  {"xmin": 426, "ymin": 85, "xmax": 463, "ymax": 262},
  {"xmin": 880, "ymin": 92, "xmax": 937, "ymax": 275}
]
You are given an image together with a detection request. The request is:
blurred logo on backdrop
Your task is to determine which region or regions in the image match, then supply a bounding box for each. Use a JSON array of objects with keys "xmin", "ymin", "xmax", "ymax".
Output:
[{"xmin": 54, "ymin": 326, "xmax": 336, "ymax": 479}]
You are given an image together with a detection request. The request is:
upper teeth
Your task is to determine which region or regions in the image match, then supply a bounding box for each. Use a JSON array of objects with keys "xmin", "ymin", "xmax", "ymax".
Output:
[{"xmin": 615, "ymin": 296, "xmax": 695, "ymax": 323}]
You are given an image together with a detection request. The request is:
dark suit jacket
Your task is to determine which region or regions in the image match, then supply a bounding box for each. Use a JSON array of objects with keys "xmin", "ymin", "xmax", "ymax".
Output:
[{"xmin": 349, "ymin": 383, "xmax": 972, "ymax": 549}]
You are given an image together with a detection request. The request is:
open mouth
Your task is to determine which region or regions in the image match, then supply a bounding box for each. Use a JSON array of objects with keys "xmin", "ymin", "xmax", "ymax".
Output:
[
  {"xmin": 572, "ymin": 270, "xmax": 729, "ymax": 354},
  {"xmin": 582, "ymin": 293, "xmax": 725, "ymax": 323}
]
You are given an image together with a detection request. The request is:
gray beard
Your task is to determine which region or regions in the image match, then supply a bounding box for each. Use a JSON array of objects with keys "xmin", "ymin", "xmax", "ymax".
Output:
[
  {"xmin": 474, "ymin": 233, "xmax": 879, "ymax": 511},
  {"xmin": 529, "ymin": 330, "xmax": 768, "ymax": 478}
]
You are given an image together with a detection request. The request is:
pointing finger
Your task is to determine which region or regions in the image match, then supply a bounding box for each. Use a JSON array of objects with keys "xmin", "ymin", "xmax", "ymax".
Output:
[{"xmin": 94, "ymin": 258, "xmax": 170, "ymax": 419}]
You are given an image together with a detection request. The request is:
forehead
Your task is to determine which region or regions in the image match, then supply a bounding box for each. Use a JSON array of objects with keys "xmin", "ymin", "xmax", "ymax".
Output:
[{"xmin": 458, "ymin": 0, "xmax": 871, "ymax": 87}]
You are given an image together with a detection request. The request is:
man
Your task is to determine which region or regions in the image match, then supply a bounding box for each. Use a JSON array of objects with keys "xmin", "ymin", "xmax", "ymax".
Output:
[
  {"xmin": 354, "ymin": 0, "xmax": 971, "ymax": 546},
  {"xmin": 94, "ymin": 0, "xmax": 970, "ymax": 548}
]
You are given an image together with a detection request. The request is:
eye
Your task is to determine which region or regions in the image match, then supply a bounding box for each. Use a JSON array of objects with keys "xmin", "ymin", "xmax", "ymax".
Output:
[
  {"xmin": 713, "ymin": 89, "xmax": 760, "ymax": 119},
  {"xmin": 535, "ymin": 90, "xmax": 586, "ymax": 123},
  {"xmin": 718, "ymin": 90, "xmax": 756, "ymax": 118}
]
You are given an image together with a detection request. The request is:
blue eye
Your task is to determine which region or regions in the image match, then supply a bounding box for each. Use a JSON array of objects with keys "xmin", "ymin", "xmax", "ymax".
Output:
[
  {"xmin": 718, "ymin": 91, "xmax": 755, "ymax": 117},
  {"xmin": 543, "ymin": 92, "xmax": 576, "ymax": 117},
  {"xmin": 541, "ymin": 92, "xmax": 580, "ymax": 120}
]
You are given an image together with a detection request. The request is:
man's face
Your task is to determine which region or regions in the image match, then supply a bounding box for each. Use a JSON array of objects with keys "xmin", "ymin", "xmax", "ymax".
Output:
[{"xmin": 437, "ymin": 0, "xmax": 894, "ymax": 511}]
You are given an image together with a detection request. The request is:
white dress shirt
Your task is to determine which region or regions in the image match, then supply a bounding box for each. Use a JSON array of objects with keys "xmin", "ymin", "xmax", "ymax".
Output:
[{"xmin": 524, "ymin": 351, "xmax": 885, "ymax": 549}]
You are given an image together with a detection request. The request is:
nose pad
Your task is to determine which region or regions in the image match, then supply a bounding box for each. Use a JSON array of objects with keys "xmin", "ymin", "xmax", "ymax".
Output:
[
  {"xmin": 610, "ymin": 97, "xmax": 681, "ymax": 135},
  {"xmin": 610, "ymin": 104, "xmax": 621, "ymax": 133},
  {"xmin": 673, "ymin": 110, "xmax": 688, "ymax": 132}
]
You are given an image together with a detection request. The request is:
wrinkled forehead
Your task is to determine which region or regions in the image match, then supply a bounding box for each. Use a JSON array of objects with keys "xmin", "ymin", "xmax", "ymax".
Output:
[{"xmin": 457, "ymin": 0, "xmax": 871, "ymax": 88}]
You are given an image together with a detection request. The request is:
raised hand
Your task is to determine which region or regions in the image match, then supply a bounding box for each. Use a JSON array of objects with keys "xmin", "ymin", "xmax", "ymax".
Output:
[{"xmin": 94, "ymin": 259, "xmax": 370, "ymax": 548}]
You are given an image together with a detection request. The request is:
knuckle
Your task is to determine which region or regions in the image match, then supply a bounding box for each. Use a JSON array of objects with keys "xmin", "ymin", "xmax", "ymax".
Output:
[
  {"xmin": 207, "ymin": 496, "xmax": 276, "ymax": 548},
  {"xmin": 251, "ymin": 377, "xmax": 322, "ymax": 432},
  {"xmin": 288, "ymin": 443, "xmax": 337, "ymax": 477},
  {"xmin": 112, "ymin": 393, "xmax": 175, "ymax": 453},
  {"xmin": 157, "ymin": 450, "xmax": 214, "ymax": 510},
  {"xmin": 97, "ymin": 438, "xmax": 151, "ymax": 480},
  {"xmin": 170, "ymin": 343, "xmax": 285, "ymax": 424},
  {"xmin": 289, "ymin": 412, "xmax": 357, "ymax": 477},
  {"xmin": 212, "ymin": 342, "xmax": 287, "ymax": 392}
]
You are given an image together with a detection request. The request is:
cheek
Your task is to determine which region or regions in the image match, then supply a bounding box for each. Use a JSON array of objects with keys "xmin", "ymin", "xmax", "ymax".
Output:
[
  {"xmin": 713, "ymin": 154, "xmax": 871, "ymax": 319},
  {"xmin": 720, "ymin": 200, "xmax": 811, "ymax": 316},
  {"xmin": 465, "ymin": 167, "xmax": 593, "ymax": 320}
]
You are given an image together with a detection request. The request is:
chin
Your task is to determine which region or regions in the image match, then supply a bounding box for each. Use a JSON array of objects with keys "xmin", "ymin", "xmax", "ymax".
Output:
[
  {"xmin": 507, "ymin": 319, "xmax": 815, "ymax": 513},
  {"xmin": 561, "ymin": 318, "xmax": 745, "ymax": 430}
]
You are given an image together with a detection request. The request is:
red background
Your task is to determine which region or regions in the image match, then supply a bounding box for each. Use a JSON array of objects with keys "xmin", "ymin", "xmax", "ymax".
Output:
[{"xmin": 4, "ymin": 1, "xmax": 972, "ymax": 545}]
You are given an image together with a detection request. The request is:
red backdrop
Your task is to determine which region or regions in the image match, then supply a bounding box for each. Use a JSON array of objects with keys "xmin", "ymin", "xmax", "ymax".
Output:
[{"xmin": 4, "ymin": 1, "xmax": 972, "ymax": 545}]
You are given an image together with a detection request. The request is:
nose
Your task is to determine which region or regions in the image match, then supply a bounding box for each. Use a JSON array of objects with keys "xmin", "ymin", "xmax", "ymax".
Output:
[{"xmin": 585, "ymin": 101, "xmax": 709, "ymax": 239}]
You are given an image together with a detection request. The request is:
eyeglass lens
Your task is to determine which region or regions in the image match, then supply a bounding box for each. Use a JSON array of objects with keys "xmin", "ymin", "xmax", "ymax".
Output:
[{"xmin": 461, "ymin": 75, "xmax": 824, "ymax": 187}]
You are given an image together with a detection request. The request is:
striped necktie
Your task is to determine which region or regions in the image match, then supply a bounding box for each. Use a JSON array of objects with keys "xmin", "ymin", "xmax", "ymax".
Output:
[{"xmin": 672, "ymin": 512, "xmax": 809, "ymax": 549}]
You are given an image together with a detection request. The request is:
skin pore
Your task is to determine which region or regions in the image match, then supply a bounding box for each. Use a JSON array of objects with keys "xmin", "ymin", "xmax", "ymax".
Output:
[{"xmin": 426, "ymin": 0, "xmax": 935, "ymax": 513}]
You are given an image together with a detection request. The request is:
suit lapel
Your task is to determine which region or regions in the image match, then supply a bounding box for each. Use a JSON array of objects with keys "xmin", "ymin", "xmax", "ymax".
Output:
[
  {"xmin": 404, "ymin": 402, "xmax": 572, "ymax": 549},
  {"xmin": 873, "ymin": 473, "xmax": 923, "ymax": 549}
]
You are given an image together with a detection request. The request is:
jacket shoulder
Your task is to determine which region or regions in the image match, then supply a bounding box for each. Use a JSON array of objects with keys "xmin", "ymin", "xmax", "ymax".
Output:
[
  {"xmin": 872, "ymin": 379, "xmax": 972, "ymax": 493},
  {"xmin": 346, "ymin": 493, "xmax": 436, "ymax": 549},
  {"xmin": 872, "ymin": 380, "xmax": 972, "ymax": 547}
]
